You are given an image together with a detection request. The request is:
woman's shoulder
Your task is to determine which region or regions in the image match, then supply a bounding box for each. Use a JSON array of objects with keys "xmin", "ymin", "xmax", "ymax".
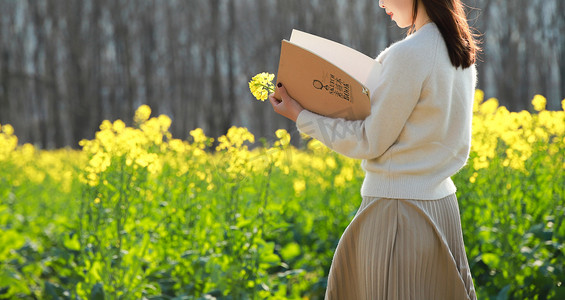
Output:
[{"xmin": 377, "ymin": 23, "xmax": 443, "ymax": 66}]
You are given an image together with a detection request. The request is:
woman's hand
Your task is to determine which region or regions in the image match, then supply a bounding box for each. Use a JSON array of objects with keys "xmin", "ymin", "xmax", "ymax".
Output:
[{"xmin": 268, "ymin": 83, "xmax": 304, "ymax": 122}]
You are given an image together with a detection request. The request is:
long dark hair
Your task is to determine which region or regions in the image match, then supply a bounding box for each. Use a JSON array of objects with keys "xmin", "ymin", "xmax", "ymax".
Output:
[{"xmin": 410, "ymin": 0, "xmax": 480, "ymax": 68}]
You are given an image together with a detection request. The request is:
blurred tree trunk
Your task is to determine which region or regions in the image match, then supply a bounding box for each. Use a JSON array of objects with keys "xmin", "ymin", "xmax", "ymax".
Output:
[
  {"xmin": 110, "ymin": 0, "xmax": 135, "ymax": 123},
  {"xmin": 0, "ymin": 49, "xmax": 10, "ymax": 131},
  {"xmin": 224, "ymin": 0, "xmax": 237, "ymax": 135},
  {"xmin": 43, "ymin": 1, "xmax": 65, "ymax": 147},
  {"xmin": 90, "ymin": 0, "xmax": 104, "ymax": 142},
  {"xmin": 142, "ymin": 1, "xmax": 156, "ymax": 115},
  {"xmin": 30, "ymin": 1, "xmax": 48, "ymax": 147},
  {"xmin": 179, "ymin": 0, "xmax": 201, "ymax": 137},
  {"xmin": 0, "ymin": 2, "xmax": 7, "ymax": 126},
  {"xmin": 64, "ymin": 0, "xmax": 90, "ymax": 144},
  {"xmin": 207, "ymin": 0, "xmax": 223, "ymax": 139}
]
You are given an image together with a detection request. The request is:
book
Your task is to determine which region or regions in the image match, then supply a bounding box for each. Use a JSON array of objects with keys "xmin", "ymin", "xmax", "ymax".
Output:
[{"xmin": 274, "ymin": 29, "xmax": 382, "ymax": 120}]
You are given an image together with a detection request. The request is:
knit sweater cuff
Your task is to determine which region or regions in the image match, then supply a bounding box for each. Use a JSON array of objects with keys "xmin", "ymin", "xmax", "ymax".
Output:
[{"xmin": 296, "ymin": 109, "xmax": 327, "ymax": 143}]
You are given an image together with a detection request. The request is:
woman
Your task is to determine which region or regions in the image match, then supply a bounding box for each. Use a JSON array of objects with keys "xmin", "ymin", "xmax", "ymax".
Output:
[{"xmin": 268, "ymin": 0, "xmax": 479, "ymax": 299}]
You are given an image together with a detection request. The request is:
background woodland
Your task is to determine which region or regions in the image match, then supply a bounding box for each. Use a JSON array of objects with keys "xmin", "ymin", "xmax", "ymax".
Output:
[{"xmin": 0, "ymin": 0, "xmax": 563, "ymax": 148}]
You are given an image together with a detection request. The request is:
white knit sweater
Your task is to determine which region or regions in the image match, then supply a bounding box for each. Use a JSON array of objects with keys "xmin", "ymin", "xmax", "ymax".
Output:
[{"xmin": 296, "ymin": 23, "xmax": 477, "ymax": 200}]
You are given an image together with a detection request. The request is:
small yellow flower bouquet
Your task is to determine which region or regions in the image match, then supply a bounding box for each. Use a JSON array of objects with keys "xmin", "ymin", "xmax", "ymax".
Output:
[{"xmin": 248, "ymin": 72, "xmax": 275, "ymax": 101}]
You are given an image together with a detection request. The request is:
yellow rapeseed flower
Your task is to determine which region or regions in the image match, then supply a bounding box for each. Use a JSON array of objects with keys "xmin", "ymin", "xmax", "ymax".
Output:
[
  {"xmin": 168, "ymin": 139, "xmax": 186, "ymax": 153},
  {"xmin": 531, "ymin": 94, "xmax": 546, "ymax": 112},
  {"xmin": 99, "ymin": 120, "xmax": 112, "ymax": 131},
  {"xmin": 469, "ymin": 172, "xmax": 478, "ymax": 183},
  {"xmin": 216, "ymin": 126, "xmax": 255, "ymax": 151},
  {"xmin": 293, "ymin": 179, "xmax": 306, "ymax": 196},
  {"xmin": 0, "ymin": 123, "xmax": 18, "ymax": 160},
  {"xmin": 275, "ymin": 129, "xmax": 291, "ymax": 147},
  {"xmin": 480, "ymin": 98, "xmax": 499, "ymax": 115},
  {"xmin": 158, "ymin": 115, "xmax": 172, "ymax": 132},
  {"xmin": 249, "ymin": 72, "xmax": 275, "ymax": 101},
  {"xmin": 325, "ymin": 157, "xmax": 337, "ymax": 169},
  {"xmin": 334, "ymin": 166, "xmax": 354, "ymax": 187},
  {"xmin": 473, "ymin": 89, "xmax": 484, "ymax": 112},
  {"xmin": 2, "ymin": 124, "xmax": 14, "ymax": 135},
  {"xmin": 135, "ymin": 104, "xmax": 152, "ymax": 124},
  {"xmin": 113, "ymin": 119, "xmax": 126, "ymax": 133},
  {"xmin": 190, "ymin": 128, "xmax": 212, "ymax": 149}
]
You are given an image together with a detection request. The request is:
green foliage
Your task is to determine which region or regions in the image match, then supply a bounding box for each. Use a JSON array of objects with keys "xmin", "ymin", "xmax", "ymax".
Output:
[
  {"xmin": 453, "ymin": 149, "xmax": 565, "ymax": 299},
  {"xmin": 1, "ymin": 100, "xmax": 564, "ymax": 299}
]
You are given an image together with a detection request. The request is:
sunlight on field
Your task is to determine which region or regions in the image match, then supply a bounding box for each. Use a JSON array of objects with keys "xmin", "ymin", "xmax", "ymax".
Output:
[{"xmin": 1, "ymin": 91, "xmax": 564, "ymax": 299}]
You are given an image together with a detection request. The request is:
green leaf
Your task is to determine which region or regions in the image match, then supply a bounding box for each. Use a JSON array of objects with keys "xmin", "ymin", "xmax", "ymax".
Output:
[
  {"xmin": 89, "ymin": 283, "xmax": 105, "ymax": 300},
  {"xmin": 44, "ymin": 281, "xmax": 67, "ymax": 300},
  {"xmin": 0, "ymin": 229, "xmax": 25, "ymax": 260},
  {"xmin": 280, "ymin": 242, "xmax": 301, "ymax": 261},
  {"xmin": 1, "ymin": 266, "xmax": 31, "ymax": 297},
  {"xmin": 553, "ymin": 285, "xmax": 565, "ymax": 299},
  {"xmin": 63, "ymin": 233, "xmax": 81, "ymax": 251},
  {"xmin": 496, "ymin": 284, "xmax": 510, "ymax": 300},
  {"xmin": 481, "ymin": 253, "xmax": 500, "ymax": 268}
]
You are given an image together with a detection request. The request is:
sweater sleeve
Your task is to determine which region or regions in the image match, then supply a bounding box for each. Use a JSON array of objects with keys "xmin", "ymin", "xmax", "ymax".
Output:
[{"xmin": 296, "ymin": 42, "xmax": 435, "ymax": 160}]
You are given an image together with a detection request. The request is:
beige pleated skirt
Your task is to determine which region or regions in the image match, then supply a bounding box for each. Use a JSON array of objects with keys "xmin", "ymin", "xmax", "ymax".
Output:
[{"xmin": 325, "ymin": 194, "xmax": 476, "ymax": 300}]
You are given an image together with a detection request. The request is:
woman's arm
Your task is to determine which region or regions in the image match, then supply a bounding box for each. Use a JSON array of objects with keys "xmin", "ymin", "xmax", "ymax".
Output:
[{"xmin": 269, "ymin": 37, "xmax": 436, "ymax": 160}]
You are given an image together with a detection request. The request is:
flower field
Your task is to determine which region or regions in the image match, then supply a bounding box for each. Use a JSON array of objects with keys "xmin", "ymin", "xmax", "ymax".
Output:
[{"xmin": 0, "ymin": 92, "xmax": 564, "ymax": 299}]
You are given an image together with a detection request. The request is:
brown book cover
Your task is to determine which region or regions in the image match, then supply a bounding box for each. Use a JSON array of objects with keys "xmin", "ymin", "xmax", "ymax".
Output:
[{"xmin": 274, "ymin": 29, "xmax": 382, "ymax": 120}]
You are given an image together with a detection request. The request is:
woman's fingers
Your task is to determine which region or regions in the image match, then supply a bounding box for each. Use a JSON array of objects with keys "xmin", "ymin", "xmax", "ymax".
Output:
[{"xmin": 268, "ymin": 82, "xmax": 303, "ymax": 122}]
